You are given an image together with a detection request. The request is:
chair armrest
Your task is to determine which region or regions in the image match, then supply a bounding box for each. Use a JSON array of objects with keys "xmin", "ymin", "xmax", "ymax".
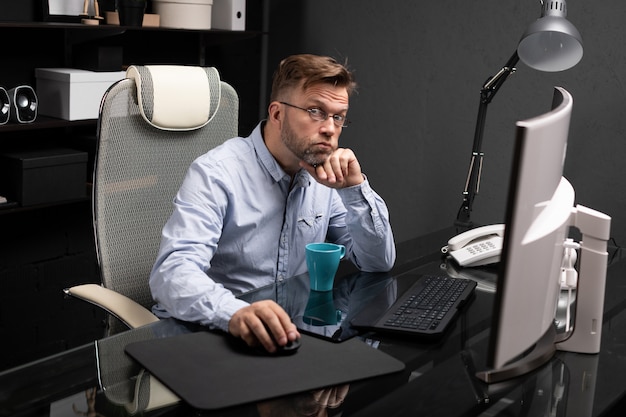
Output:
[
  {"xmin": 125, "ymin": 369, "xmax": 180, "ymax": 414},
  {"xmin": 64, "ymin": 284, "xmax": 159, "ymax": 329}
]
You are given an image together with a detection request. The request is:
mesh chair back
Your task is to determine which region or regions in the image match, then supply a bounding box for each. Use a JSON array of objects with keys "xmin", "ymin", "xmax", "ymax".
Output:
[{"xmin": 93, "ymin": 66, "xmax": 238, "ymax": 332}]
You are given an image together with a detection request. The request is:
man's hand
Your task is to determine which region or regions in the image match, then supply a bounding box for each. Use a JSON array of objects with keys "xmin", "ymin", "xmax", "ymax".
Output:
[
  {"xmin": 229, "ymin": 299, "xmax": 300, "ymax": 353},
  {"xmin": 300, "ymin": 148, "xmax": 364, "ymax": 188}
]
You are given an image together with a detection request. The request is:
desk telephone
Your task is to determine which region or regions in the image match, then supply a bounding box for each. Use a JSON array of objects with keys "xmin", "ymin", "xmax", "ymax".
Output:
[{"xmin": 441, "ymin": 224, "xmax": 505, "ymax": 267}]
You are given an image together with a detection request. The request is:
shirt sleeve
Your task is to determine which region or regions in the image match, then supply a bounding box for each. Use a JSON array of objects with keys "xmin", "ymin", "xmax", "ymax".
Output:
[
  {"xmin": 332, "ymin": 176, "xmax": 396, "ymax": 272},
  {"xmin": 149, "ymin": 159, "xmax": 249, "ymax": 333}
]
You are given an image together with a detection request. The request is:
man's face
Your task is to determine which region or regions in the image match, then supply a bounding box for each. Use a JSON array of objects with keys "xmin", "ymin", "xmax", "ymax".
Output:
[
  {"xmin": 280, "ymin": 115, "xmax": 331, "ymax": 167},
  {"xmin": 279, "ymin": 84, "xmax": 349, "ymax": 167}
]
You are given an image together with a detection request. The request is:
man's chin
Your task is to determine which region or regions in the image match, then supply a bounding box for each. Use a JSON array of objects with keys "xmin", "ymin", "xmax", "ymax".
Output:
[{"xmin": 304, "ymin": 153, "xmax": 330, "ymax": 167}]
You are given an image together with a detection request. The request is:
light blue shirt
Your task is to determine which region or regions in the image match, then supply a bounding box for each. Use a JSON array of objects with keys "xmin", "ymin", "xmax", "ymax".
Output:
[{"xmin": 149, "ymin": 122, "xmax": 396, "ymax": 331}]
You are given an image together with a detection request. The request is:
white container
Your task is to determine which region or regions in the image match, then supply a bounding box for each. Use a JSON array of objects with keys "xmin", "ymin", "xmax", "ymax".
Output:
[
  {"xmin": 35, "ymin": 68, "xmax": 126, "ymax": 121},
  {"xmin": 152, "ymin": 0, "xmax": 214, "ymax": 30},
  {"xmin": 212, "ymin": 0, "xmax": 245, "ymax": 31}
]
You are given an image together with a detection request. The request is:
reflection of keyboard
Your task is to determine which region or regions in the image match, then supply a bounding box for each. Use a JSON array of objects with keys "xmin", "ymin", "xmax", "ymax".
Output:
[{"xmin": 352, "ymin": 275, "xmax": 476, "ymax": 338}]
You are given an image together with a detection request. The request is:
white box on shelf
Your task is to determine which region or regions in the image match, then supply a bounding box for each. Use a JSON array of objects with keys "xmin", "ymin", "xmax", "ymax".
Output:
[
  {"xmin": 152, "ymin": 0, "xmax": 214, "ymax": 30},
  {"xmin": 212, "ymin": 0, "xmax": 245, "ymax": 31},
  {"xmin": 35, "ymin": 68, "xmax": 126, "ymax": 121}
]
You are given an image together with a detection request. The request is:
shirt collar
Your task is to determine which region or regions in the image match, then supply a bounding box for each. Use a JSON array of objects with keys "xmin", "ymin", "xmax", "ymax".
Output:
[{"xmin": 250, "ymin": 121, "xmax": 310, "ymax": 187}]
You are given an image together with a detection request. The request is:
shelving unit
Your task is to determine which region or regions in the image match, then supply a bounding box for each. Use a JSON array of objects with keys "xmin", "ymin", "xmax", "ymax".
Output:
[
  {"xmin": 0, "ymin": 19, "xmax": 265, "ymax": 203},
  {"xmin": 0, "ymin": 8, "xmax": 266, "ymax": 370},
  {"xmin": 0, "ymin": 21, "xmax": 264, "ymax": 134},
  {"xmin": 0, "ymin": 115, "xmax": 95, "ymax": 133}
]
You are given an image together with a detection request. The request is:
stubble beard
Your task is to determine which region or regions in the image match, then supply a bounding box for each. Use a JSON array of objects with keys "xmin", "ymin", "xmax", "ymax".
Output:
[{"xmin": 281, "ymin": 119, "xmax": 332, "ymax": 167}]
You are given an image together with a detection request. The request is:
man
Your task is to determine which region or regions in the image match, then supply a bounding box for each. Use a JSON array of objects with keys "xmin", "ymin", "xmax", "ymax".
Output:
[{"xmin": 150, "ymin": 54, "xmax": 396, "ymax": 353}]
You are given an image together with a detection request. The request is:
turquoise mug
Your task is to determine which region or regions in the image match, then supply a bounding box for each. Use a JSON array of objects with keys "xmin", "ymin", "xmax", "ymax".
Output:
[{"xmin": 305, "ymin": 242, "xmax": 346, "ymax": 291}]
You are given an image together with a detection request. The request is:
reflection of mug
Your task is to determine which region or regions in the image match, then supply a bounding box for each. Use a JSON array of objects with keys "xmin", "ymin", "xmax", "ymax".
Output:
[
  {"xmin": 305, "ymin": 242, "xmax": 346, "ymax": 291},
  {"xmin": 304, "ymin": 290, "xmax": 341, "ymax": 326}
]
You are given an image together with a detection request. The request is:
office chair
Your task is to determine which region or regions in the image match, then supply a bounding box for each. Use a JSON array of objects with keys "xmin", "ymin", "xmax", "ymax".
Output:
[
  {"xmin": 64, "ymin": 65, "xmax": 239, "ymax": 335},
  {"xmin": 96, "ymin": 324, "xmax": 185, "ymax": 414}
]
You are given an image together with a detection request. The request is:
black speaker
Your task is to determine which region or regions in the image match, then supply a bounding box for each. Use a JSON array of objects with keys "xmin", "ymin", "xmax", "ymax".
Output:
[
  {"xmin": 8, "ymin": 85, "xmax": 37, "ymax": 123},
  {"xmin": 0, "ymin": 87, "xmax": 9, "ymax": 125}
]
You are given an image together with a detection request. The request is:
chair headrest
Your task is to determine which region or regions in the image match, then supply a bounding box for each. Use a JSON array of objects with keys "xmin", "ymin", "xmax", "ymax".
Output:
[{"xmin": 126, "ymin": 65, "xmax": 221, "ymax": 131}]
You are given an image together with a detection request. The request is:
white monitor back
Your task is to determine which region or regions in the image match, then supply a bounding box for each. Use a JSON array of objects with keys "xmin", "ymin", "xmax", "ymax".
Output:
[{"xmin": 489, "ymin": 86, "xmax": 574, "ymax": 370}]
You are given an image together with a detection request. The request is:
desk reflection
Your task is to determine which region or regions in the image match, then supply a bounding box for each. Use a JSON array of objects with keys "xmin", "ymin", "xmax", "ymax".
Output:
[
  {"xmin": 241, "ymin": 270, "xmax": 398, "ymax": 342},
  {"xmin": 94, "ymin": 318, "xmax": 357, "ymax": 416},
  {"xmin": 92, "ymin": 268, "xmax": 399, "ymax": 416},
  {"xmin": 484, "ymin": 353, "xmax": 598, "ymax": 417},
  {"xmin": 74, "ymin": 328, "xmax": 602, "ymax": 417},
  {"xmin": 460, "ymin": 338, "xmax": 599, "ymax": 417},
  {"xmin": 58, "ymin": 265, "xmax": 607, "ymax": 417},
  {"xmin": 5, "ymin": 228, "xmax": 625, "ymax": 417},
  {"xmin": 256, "ymin": 384, "xmax": 350, "ymax": 417},
  {"xmin": 296, "ymin": 271, "xmax": 398, "ymax": 342},
  {"xmin": 95, "ymin": 320, "xmax": 195, "ymax": 414}
]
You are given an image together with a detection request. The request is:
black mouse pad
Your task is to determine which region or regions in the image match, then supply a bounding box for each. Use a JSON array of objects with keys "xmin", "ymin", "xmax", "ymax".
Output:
[{"xmin": 125, "ymin": 331, "xmax": 405, "ymax": 410}]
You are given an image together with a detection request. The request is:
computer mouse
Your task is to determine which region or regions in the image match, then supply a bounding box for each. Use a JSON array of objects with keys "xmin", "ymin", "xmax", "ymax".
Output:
[
  {"xmin": 227, "ymin": 330, "xmax": 302, "ymax": 356},
  {"xmin": 273, "ymin": 337, "xmax": 302, "ymax": 355},
  {"xmin": 258, "ymin": 322, "xmax": 302, "ymax": 356},
  {"xmin": 258, "ymin": 322, "xmax": 303, "ymax": 356}
]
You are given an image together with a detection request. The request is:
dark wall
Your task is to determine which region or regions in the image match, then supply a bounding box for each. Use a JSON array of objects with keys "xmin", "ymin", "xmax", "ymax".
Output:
[{"xmin": 265, "ymin": 0, "xmax": 625, "ymax": 246}]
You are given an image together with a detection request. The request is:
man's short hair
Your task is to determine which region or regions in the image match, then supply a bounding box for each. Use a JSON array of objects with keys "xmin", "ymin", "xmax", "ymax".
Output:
[{"xmin": 270, "ymin": 54, "xmax": 357, "ymax": 102}]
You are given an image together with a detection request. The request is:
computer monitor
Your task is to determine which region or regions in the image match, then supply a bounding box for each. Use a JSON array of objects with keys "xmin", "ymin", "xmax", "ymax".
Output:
[{"xmin": 476, "ymin": 87, "xmax": 611, "ymax": 384}]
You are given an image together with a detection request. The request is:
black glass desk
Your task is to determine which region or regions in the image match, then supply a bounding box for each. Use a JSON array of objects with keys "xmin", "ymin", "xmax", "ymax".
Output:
[{"xmin": 2, "ymin": 230, "xmax": 626, "ymax": 417}]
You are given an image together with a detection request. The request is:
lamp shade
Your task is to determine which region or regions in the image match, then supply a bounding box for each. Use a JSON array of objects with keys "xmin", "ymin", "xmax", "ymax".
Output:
[{"xmin": 517, "ymin": 1, "xmax": 583, "ymax": 72}]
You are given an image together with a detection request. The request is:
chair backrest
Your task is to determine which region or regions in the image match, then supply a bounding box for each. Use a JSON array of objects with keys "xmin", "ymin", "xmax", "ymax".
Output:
[{"xmin": 93, "ymin": 65, "xmax": 238, "ymax": 331}]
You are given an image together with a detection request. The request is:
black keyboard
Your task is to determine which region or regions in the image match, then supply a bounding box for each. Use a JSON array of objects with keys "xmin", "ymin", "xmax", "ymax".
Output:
[{"xmin": 352, "ymin": 275, "xmax": 477, "ymax": 338}]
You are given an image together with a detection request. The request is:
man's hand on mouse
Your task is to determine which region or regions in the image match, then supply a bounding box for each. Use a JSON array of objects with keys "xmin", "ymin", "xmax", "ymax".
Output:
[{"xmin": 229, "ymin": 300, "xmax": 300, "ymax": 353}]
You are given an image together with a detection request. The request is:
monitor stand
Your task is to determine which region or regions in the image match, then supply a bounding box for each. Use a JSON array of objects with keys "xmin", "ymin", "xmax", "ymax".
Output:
[
  {"xmin": 474, "ymin": 324, "xmax": 557, "ymax": 384},
  {"xmin": 556, "ymin": 204, "xmax": 610, "ymax": 354},
  {"xmin": 468, "ymin": 204, "xmax": 610, "ymax": 385}
]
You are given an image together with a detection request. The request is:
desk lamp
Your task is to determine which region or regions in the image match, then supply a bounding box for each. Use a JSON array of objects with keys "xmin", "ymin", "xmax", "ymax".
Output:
[{"xmin": 455, "ymin": 0, "xmax": 583, "ymax": 228}]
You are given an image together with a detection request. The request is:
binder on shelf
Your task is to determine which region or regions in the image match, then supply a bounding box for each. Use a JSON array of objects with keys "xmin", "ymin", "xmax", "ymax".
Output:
[{"xmin": 212, "ymin": 0, "xmax": 246, "ymax": 31}]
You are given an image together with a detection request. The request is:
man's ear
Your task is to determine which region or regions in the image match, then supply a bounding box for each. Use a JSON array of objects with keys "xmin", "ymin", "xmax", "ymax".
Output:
[{"xmin": 267, "ymin": 101, "xmax": 282, "ymax": 125}]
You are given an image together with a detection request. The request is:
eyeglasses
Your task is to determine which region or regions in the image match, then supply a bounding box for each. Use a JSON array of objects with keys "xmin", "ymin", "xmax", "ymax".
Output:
[{"xmin": 280, "ymin": 102, "xmax": 349, "ymax": 128}]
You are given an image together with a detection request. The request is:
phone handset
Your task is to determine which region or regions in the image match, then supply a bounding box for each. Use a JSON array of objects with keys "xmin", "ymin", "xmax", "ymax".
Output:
[{"xmin": 441, "ymin": 224, "xmax": 505, "ymax": 267}]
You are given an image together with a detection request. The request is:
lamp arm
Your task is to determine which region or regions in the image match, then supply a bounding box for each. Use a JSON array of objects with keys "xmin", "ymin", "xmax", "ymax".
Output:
[{"xmin": 456, "ymin": 50, "xmax": 521, "ymax": 228}]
